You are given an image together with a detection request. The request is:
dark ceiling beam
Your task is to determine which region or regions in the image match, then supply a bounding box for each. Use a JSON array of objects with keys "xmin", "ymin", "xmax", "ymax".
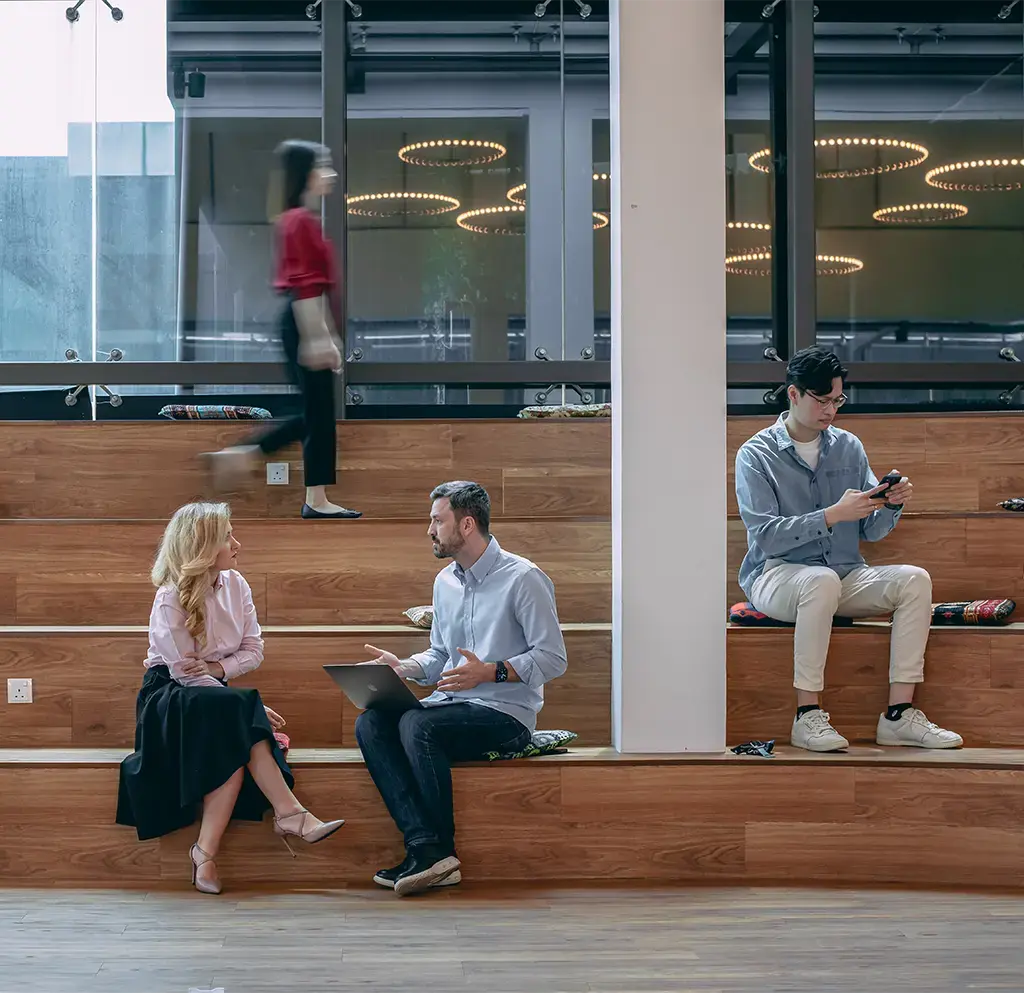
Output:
[
  {"xmin": 729, "ymin": 53, "xmax": 1022, "ymax": 76},
  {"xmin": 725, "ymin": 21, "xmax": 769, "ymax": 93},
  {"xmin": 170, "ymin": 52, "xmax": 609, "ymax": 73}
]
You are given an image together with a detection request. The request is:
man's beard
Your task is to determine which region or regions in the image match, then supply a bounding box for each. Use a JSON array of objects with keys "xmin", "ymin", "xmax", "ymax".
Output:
[{"xmin": 432, "ymin": 533, "xmax": 465, "ymax": 559}]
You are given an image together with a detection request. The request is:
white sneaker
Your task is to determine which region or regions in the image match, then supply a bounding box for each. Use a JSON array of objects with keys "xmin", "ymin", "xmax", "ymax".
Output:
[
  {"xmin": 790, "ymin": 710, "xmax": 849, "ymax": 752},
  {"xmin": 876, "ymin": 708, "xmax": 963, "ymax": 749}
]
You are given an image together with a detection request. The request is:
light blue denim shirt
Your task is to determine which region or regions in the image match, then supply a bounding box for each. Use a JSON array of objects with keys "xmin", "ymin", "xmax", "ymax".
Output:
[
  {"xmin": 735, "ymin": 414, "xmax": 903, "ymax": 598},
  {"xmin": 404, "ymin": 537, "xmax": 568, "ymax": 732}
]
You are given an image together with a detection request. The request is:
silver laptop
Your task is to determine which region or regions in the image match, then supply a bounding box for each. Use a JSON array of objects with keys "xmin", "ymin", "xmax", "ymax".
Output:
[{"xmin": 323, "ymin": 663, "xmax": 423, "ymax": 713}]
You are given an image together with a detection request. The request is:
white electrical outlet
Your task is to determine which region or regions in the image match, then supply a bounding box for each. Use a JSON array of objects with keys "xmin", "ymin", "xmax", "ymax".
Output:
[
  {"xmin": 7, "ymin": 678, "xmax": 32, "ymax": 704},
  {"xmin": 266, "ymin": 462, "xmax": 290, "ymax": 485}
]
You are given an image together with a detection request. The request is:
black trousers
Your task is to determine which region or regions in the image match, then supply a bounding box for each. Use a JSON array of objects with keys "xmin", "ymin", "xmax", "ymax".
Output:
[{"xmin": 250, "ymin": 297, "xmax": 337, "ymax": 487}]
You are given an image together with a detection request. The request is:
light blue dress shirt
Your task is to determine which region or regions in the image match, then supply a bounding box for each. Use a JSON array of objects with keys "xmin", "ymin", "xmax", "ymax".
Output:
[
  {"xmin": 404, "ymin": 537, "xmax": 568, "ymax": 732},
  {"xmin": 735, "ymin": 414, "xmax": 902, "ymax": 599}
]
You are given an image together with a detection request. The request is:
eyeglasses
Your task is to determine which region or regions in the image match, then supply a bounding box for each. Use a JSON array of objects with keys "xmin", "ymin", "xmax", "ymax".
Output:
[{"xmin": 807, "ymin": 392, "xmax": 848, "ymax": 410}]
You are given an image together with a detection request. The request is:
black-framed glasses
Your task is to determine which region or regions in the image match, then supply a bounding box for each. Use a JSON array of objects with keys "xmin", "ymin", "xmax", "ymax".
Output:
[{"xmin": 808, "ymin": 392, "xmax": 848, "ymax": 410}]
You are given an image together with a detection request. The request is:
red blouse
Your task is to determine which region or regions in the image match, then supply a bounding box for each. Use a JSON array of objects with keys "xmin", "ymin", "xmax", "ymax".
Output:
[{"xmin": 273, "ymin": 207, "xmax": 341, "ymax": 328}]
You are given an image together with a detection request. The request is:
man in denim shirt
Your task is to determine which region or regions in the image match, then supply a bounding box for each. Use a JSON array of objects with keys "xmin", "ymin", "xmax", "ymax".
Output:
[{"xmin": 735, "ymin": 347, "xmax": 962, "ymax": 753}]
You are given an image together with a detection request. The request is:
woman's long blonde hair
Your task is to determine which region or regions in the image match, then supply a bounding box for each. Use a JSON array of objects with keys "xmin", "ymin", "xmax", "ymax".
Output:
[{"xmin": 151, "ymin": 502, "xmax": 231, "ymax": 645}]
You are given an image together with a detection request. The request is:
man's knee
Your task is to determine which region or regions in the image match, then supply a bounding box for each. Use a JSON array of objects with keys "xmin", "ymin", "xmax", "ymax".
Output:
[
  {"xmin": 796, "ymin": 568, "xmax": 843, "ymax": 611},
  {"xmin": 355, "ymin": 708, "xmax": 389, "ymax": 748},
  {"xmin": 896, "ymin": 564, "xmax": 932, "ymax": 603},
  {"xmin": 398, "ymin": 708, "xmax": 434, "ymax": 751}
]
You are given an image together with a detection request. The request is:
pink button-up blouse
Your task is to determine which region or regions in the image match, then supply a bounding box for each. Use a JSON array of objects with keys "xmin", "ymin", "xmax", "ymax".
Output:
[{"xmin": 144, "ymin": 570, "xmax": 263, "ymax": 687}]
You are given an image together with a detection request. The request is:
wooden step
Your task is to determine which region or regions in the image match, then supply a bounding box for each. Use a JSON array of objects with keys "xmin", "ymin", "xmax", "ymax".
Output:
[
  {"xmin": 728, "ymin": 413, "xmax": 1024, "ymax": 514},
  {"xmin": 0, "ymin": 518, "xmax": 611, "ymax": 625},
  {"xmin": 3, "ymin": 746, "xmax": 1024, "ymax": 889},
  {"xmin": 0, "ymin": 420, "xmax": 610, "ymax": 521},
  {"xmin": 3, "ymin": 413, "xmax": 1022, "ymax": 520},
  {"xmin": 727, "ymin": 514, "xmax": 1024, "ymax": 608},
  {"xmin": 728, "ymin": 624, "xmax": 1024, "ymax": 747},
  {"xmin": 1, "ymin": 513, "xmax": 1018, "ymax": 626},
  {"xmin": 0, "ymin": 627, "xmax": 611, "ymax": 750},
  {"xmin": 1, "ymin": 624, "xmax": 1020, "ymax": 751}
]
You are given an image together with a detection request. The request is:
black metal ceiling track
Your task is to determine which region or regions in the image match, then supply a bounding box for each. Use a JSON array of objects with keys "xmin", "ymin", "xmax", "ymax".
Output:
[
  {"xmin": 725, "ymin": 1, "xmax": 1022, "ymax": 24},
  {"xmin": 169, "ymin": 1, "xmax": 610, "ymax": 22},
  {"xmin": 169, "ymin": 53, "xmax": 609, "ymax": 74}
]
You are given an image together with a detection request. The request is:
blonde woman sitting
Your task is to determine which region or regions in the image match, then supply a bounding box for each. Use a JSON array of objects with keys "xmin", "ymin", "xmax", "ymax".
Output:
[{"xmin": 116, "ymin": 502, "xmax": 344, "ymax": 894}]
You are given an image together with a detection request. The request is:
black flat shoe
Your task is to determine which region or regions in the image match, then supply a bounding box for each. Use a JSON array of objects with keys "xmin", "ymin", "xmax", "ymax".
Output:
[{"xmin": 301, "ymin": 503, "xmax": 362, "ymax": 519}]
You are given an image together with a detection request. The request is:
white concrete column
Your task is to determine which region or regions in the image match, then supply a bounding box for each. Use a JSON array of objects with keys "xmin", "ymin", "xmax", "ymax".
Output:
[{"xmin": 610, "ymin": 0, "xmax": 727, "ymax": 752}]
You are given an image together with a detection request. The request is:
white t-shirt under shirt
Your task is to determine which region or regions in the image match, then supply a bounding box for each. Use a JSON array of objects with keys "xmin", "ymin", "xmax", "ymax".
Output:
[{"xmin": 792, "ymin": 435, "xmax": 821, "ymax": 471}]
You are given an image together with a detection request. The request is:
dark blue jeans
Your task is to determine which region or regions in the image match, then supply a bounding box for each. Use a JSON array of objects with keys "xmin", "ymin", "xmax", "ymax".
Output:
[{"xmin": 355, "ymin": 703, "xmax": 531, "ymax": 854}]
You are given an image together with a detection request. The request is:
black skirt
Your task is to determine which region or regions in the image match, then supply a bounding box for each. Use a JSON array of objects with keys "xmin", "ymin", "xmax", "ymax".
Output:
[{"xmin": 116, "ymin": 665, "xmax": 294, "ymax": 841}]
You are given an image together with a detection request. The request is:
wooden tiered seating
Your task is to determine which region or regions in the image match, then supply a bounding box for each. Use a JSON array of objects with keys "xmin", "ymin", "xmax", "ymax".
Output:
[
  {"xmin": 1, "ymin": 414, "xmax": 1023, "ymax": 889},
  {"xmin": 3, "ymin": 746, "xmax": 1024, "ymax": 888},
  {"xmin": 0, "ymin": 626, "xmax": 611, "ymax": 748},
  {"xmin": 2, "ymin": 624, "xmax": 1023, "ymax": 750}
]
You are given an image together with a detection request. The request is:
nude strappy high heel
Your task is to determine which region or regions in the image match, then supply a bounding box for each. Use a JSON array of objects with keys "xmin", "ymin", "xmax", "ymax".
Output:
[
  {"xmin": 190, "ymin": 843, "xmax": 222, "ymax": 895},
  {"xmin": 273, "ymin": 808, "xmax": 345, "ymax": 856}
]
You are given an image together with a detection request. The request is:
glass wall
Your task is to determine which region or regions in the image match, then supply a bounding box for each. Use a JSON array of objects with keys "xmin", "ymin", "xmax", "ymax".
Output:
[
  {"xmin": 0, "ymin": 0, "xmax": 174, "ymax": 414},
  {"xmin": 814, "ymin": 11, "xmax": 1024, "ymax": 365},
  {"xmin": 343, "ymin": 3, "xmax": 610, "ymax": 407},
  {"xmin": 725, "ymin": 15, "xmax": 772, "ymax": 364}
]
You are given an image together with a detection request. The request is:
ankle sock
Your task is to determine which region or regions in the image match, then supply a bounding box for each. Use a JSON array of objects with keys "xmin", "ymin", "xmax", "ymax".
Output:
[
  {"xmin": 885, "ymin": 702, "xmax": 913, "ymax": 722},
  {"xmin": 796, "ymin": 704, "xmax": 821, "ymax": 719}
]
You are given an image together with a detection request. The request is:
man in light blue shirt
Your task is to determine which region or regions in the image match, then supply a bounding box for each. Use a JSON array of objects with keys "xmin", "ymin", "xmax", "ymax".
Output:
[
  {"xmin": 735, "ymin": 347, "xmax": 961, "ymax": 754},
  {"xmin": 355, "ymin": 480, "xmax": 567, "ymax": 896}
]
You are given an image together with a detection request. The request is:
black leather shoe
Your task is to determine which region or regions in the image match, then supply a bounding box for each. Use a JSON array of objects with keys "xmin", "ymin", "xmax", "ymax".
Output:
[
  {"xmin": 301, "ymin": 503, "xmax": 362, "ymax": 519},
  {"xmin": 393, "ymin": 848, "xmax": 461, "ymax": 897}
]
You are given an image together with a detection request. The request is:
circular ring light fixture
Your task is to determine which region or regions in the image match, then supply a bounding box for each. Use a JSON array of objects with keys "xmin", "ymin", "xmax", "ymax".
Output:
[
  {"xmin": 457, "ymin": 204, "xmax": 526, "ymax": 235},
  {"xmin": 347, "ymin": 191, "xmax": 461, "ymax": 217},
  {"xmin": 871, "ymin": 202, "xmax": 968, "ymax": 224},
  {"xmin": 504, "ymin": 183, "xmax": 609, "ymax": 229},
  {"xmin": 925, "ymin": 157, "xmax": 1024, "ymax": 192},
  {"xmin": 398, "ymin": 139, "xmax": 507, "ymax": 167},
  {"xmin": 726, "ymin": 247, "xmax": 864, "ymax": 277},
  {"xmin": 749, "ymin": 137, "xmax": 929, "ymax": 179}
]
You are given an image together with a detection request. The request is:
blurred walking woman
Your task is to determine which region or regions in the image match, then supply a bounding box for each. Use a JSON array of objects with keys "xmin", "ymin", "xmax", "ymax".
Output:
[
  {"xmin": 116, "ymin": 502, "xmax": 345, "ymax": 894},
  {"xmin": 203, "ymin": 140, "xmax": 361, "ymax": 519}
]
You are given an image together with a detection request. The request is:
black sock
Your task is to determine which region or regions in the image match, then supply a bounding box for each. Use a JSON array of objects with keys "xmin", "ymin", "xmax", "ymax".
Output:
[
  {"xmin": 796, "ymin": 704, "xmax": 821, "ymax": 719},
  {"xmin": 885, "ymin": 702, "xmax": 913, "ymax": 722}
]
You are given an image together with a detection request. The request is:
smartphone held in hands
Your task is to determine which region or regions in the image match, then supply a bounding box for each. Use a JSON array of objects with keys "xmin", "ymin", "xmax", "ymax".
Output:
[{"xmin": 869, "ymin": 471, "xmax": 903, "ymax": 499}]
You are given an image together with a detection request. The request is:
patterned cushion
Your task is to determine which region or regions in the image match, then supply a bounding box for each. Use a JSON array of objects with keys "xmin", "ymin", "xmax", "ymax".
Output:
[
  {"xmin": 158, "ymin": 404, "xmax": 272, "ymax": 420},
  {"xmin": 728, "ymin": 601, "xmax": 854, "ymax": 627},
  {"xmin": 403, "ymin": 605, "xmax": 433, "ymax": 629},
  {"xmin": 517, "ymin": 403, "xmax": 611, "ymax": 419},
  {"xmin": 484, "ymin": 729, "xmax": 578, "ymax": 761},
  {"xmin": 931, "ymin": 599, "xmax": 1016, "ymax": 626},
  {"xmin": 999, "ymin": 499, "xmax": 1024, "ymax": 512}
]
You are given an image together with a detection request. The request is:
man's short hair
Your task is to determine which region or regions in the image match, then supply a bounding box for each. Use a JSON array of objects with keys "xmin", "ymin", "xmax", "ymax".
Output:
[
  {"xmin": 785, "ymin": 346, "xmax": 848, "ymax": 397},
  {"xmin": 430, "ymin": 480, "xmax": 491, "ymax": 536}
]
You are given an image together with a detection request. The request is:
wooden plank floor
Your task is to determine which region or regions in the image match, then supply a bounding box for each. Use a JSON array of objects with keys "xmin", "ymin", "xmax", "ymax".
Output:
[{"xmin": 0, "ymin": 886, "xmax": 1021, "ymax": 993}]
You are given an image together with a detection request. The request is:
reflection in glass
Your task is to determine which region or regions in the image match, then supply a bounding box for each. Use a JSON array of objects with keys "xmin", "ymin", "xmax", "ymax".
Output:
[{"xmin": 814, "ymin": 14, "xmax": 1024, "ymax": 366}]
